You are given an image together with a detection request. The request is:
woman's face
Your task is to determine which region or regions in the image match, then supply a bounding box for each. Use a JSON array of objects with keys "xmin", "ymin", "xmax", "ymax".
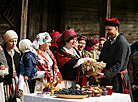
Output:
[
  {"xmin": 66, "ymin": 37, "xmax": 78, "ymax": 48},
  {"xmin": 6, "ymin": 38, "xmax": 17, "ymax": 50},
  {"xmin": 78, "ymin": 40, "xmax": 86, "ymax": 51},
  {"xmin": 39, "ymin": 41, "xmax": 51, "ymax": 51},
  {"xmin": 90, "ymin": 43, "xmax": 99, "ymax": 51},
  {"xmin": 99, "ymin": 40, "xmax": 105, "ymax": 51}
]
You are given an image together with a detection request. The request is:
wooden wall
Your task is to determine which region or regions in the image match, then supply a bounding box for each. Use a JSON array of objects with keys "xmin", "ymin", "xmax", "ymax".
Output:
[
  {"xmin": 28, "ymin": 0, "xmax": 48, "ymax": 41},
  {"xmin": 112, "ymin": 0, "xmax": 138, "ymax": 44},
  {"xmin": 65, "ymin": 0, "xmax": 138, "ymax": 44},
  {"xmin": 0, "ymin": 0, "xmax": 11, "ymax": 43},
  {"xmin": 0, "ymin": 0, "xmax": 138, "ymax": 44},
  {"xmin": 27, "ymin": 0, "xmax": 65, "ymax": 41},
  {"xmin": 65, "ymin": 0, "xmax": 102, "ymax": 38}
]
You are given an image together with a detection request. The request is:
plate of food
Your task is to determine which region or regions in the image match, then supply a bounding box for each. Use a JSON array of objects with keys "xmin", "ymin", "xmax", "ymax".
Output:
[
  {"xmin": 53, "ymin": 84, "xmax": 88, "ymax": 99},
  {"xmin": 54, "ymin": 94, "xmax": 88, "ymax": 99},
  {"xmin": 83, "ymin": 86, "xmax": 103, "ymax": 97}
]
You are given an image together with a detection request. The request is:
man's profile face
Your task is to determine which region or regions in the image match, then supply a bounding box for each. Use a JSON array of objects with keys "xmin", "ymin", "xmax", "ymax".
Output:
[{"xmin": 105, "ymin": 25, "xmax": 118, "ymax": 39}]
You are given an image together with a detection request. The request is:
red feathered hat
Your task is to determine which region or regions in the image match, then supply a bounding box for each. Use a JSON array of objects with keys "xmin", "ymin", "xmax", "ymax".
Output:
[
  {"xmin": 89, "ymin": 37, "xmax": 99, "ymax": 46},
  {"xmin": 50, "ymin": 31, "xmax": 61, "ymax": 48},
  {"xmin": 104, "ymin": 18, "xmax": 120, "ymax": 28},
  {"xmin": 86, "ymin": 37, "xmax": 99, "ymax": 52}
]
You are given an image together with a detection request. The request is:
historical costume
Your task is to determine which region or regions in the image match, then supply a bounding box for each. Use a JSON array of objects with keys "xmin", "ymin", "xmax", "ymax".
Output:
[
  {"xmin": 77, "ymin": 35, "xmax": 93, "ymax": 86},
  {"xmin": 86, "ymin": 37, "xmax": 100, "ymax": 60},
  {"xmin": 1, "ymin": 30, "xmax": 21, "ymax": 102},
  {"xmin": 56, "ymin": 29, "xmax": 95, "ymax": 88},
  {"xmin": 17, "ymin": 39, "xmax": 45, "ymax": 99},
  {"xmin": 98, "ymin": 18, "xmax": 133, "ymax": 102},
  {"xmin": 99, "ymin": 33, "xmax": 132, "ymax": 91},
  {"xmin": 0, "ymin": 46, "xmax": 9, "ymax": 102},
  {"xmin": 33, "ymin": 32, "xmax": 64, "ymax": 91},
  {"xmin": 86, "ymin": 37, "xmax": 100, "ymax": 86},
  {"xmin": 56, "ymin": 47, "xmax": 80, "ymax": 86}
]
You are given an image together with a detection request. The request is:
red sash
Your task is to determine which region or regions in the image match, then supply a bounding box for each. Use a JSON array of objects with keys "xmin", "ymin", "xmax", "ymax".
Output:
[
  {"xmin": 119, "ymin": 69, "xmax": 130, "ymax": 94},
  {"xmin": 104, "ymin": 68, "xmax": 130, "ymax": 94}
]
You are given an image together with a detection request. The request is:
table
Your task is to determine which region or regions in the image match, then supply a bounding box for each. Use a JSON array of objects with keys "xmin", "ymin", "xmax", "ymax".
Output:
[{"xmin": 22, "ymin": 93, "xmax": 131, "ymax": 102}]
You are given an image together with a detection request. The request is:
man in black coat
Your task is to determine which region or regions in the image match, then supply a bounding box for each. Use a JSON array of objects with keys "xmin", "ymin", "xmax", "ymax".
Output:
[{"xmin": 96, "ymin": 18, "xmax": 133, "ymax": 102}]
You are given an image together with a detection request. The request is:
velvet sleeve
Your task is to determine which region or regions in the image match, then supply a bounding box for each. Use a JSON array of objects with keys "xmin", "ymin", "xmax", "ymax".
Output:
[{"xmin": 62, "ymin": 58, "xmax": 79, "ymax": 70}]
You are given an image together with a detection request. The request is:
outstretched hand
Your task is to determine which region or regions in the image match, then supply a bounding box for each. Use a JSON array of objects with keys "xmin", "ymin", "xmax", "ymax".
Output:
[
  {"xmin": 132, "ymin": 85, "xmax": 138, "ymax": 91},
  {"xmin": 89, "ymin": 58, "xmax": 96, "ymax": 62},
  {"xmin": 0, "ymin": 65, "xmax": 6, "ymax": 70},
  {"xmin": 83, "ymin": 58, "xmax": 96, "ymax": 63},
  {"xmin": 95, "ymin": 72, "xmax": 106, "ymax": 79},
  {"xmin": 45, "ymin": 71, "xmax": 52, "ymax": 77}
]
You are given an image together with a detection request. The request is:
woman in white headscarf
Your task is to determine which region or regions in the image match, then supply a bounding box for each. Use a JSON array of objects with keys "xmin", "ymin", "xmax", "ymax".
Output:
[
  {"xmin": 16, "ymin": 39, "xmax": 46, "ymax": 99},
  {"xmin": 0, "ymin": 30, "xmax": 21, "ymax": 102},
  {"xmin": 33, "ymin": 32, "xmax": 64, "ymax": 91}
]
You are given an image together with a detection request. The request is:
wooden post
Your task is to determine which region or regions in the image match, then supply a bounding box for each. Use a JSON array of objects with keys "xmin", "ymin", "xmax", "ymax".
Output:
[
  {"xmin": 47, "ymin": 0, "xmax": 56, "ymax": 33},
  {"xmin": 100, "ymin": 0, "xmax": 107, "ymax": 37},
  {"xmin": 56, "ymin": 0, "xmax": 66, "ymax": 33},
  {"xmin": 20, "ymin": 0, "xmax": 28, "ymax": 40},
  {"xmin": 47, "ymin": 0, "xmax": 65, "ymax": 33},
  {"xmin": 107, "ymin": 0, "xmax": 111, "ymax": 19}
]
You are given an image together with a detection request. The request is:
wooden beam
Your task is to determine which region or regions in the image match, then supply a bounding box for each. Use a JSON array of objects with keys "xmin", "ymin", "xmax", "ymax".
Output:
[
  {"xmin": 47, "ymin": 0, "xmax": 56, "ymax": 33},
  {"xmin": 107, "ymin": 0, "xmax": 111, "ymax": 19},
  {"xmin": 47, "ymin": 0, "xmax": 65, "ymax": 33},
  {"xmin": 20, "ymin": 0, "xmax": 28, "ymax": 40},
  {"xmin": 56, "ymin": 0, "xmax": 66, "ymax": 33},
  {"xmin": 100, "ymin": 0, "xmax": 107, "ymax": 37}
]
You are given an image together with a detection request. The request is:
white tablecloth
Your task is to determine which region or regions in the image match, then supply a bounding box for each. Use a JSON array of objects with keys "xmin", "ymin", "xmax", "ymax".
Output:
[{"xmin": 22, "ymin": 93, "xmax": 131, "ymax": 102}]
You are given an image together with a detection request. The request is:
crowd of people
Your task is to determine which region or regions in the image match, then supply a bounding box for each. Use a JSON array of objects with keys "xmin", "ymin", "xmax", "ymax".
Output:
[{"xmin": 0, "ymin": 18, "xmax": 136, "ymax": 102}]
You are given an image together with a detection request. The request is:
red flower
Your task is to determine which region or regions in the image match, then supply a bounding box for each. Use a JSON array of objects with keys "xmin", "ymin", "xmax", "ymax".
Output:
[{"xmin": 45, "ymin": 36, "xmax": 49, "ymax": 40}]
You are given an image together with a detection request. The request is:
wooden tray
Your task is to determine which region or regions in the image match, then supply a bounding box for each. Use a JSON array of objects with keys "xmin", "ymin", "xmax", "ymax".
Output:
[{"xmin": 54, "ymin": 94, "xmax": 88, "ymax": 99}]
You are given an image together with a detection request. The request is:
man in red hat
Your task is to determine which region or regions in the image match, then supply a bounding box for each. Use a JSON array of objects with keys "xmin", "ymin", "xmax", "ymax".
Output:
[{"xmin": 96, "ymin": 18, "xmax": 133, "ymax": 102}]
